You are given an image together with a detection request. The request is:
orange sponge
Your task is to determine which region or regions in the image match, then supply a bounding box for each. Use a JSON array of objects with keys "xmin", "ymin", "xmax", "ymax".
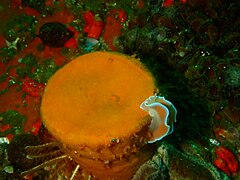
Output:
[{"xmin": 41, "ymin": 51, "xmax": 157, "ymax": 179}]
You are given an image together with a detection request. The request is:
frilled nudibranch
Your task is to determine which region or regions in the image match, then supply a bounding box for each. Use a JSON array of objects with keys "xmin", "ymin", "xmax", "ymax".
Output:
[
  {"xmin": 140, "ymin": 95, "xmax": 177, "ymax": 143},
  {"xmin": 41, "ymin": 51, "xmax": 177, "ymax": 179}
]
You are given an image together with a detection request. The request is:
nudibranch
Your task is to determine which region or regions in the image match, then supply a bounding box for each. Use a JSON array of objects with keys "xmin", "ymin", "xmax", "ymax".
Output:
[
  {"xmin": 41, "ymin": 51, "xmax": 173, "ymax": 179},
  {"xmin": 140, "ymin": 95, "xmax": 177, "ymax": 143}
]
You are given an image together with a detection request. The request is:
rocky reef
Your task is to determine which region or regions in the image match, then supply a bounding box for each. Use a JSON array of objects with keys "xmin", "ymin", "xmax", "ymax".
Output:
[{"xmin": 133, "ymin": 143, "xmax": 229, "ymax": 180}]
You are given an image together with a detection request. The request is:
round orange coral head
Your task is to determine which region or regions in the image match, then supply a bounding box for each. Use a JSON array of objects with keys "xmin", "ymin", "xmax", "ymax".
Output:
[{"xmin": 41, "ymin": 51, "xmax": 157, "ymax": 179}]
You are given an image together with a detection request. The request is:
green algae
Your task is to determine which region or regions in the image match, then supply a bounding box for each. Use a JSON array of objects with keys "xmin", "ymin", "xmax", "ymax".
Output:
[
  {"xmin": 16, "ymin": 54, "xmax": 59, "ymax": 83},
  {"xmin": 0, "ymin": 110, "xmax": 26, "ymax": 136}
]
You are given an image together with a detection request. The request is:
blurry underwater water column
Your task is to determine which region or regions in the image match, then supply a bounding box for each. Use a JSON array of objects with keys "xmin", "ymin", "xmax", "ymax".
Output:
[{"xmin": 24, "ymin": 52, "xmax": 177, "ymax": 179}]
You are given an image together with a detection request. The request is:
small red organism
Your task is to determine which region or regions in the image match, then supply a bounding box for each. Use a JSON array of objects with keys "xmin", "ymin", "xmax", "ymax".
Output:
[
  {"xmin": 6, "ymin": 134, "xmax": 14, "ymax": 142},
  {"xmin": 23, "ymin": 7, "xmax": 40, "ymax": 17},
  {"xmin": 64, "ymin": 26, "xmax": 79, "ymax": 49},
  {"xmin": 64, "ymin": 38, "xmax": 78, "ymax": 48},
  {"xmin": 83, "ymin": 10, "xmax": 95, "ymax": 28},
  {"xmin": 102, "ymin": 9, "xmax": 127, "ymax": 50},
  {"xmin": 45, "ymin": 0, "xmax": 54, "ymax": 7},
  {"xmin": 117, "ymin": 9, "xmax": 127, "ymax": 22},
  {"xmin": 87, "ymin": 19, "xmax": 104, "ymax": 39},
  {"xmin": 67, "ymin": 26, "xmax": 79, "ymax": 37},
  {"xmin": 0, "ymin": 35, "xmax": 6, "ymax": 48},
  {"xmin": 138, "ymin": 0, "xmax": 145, "ymax": 8},
  {"xmin": 22, "ymin": 79, "xmax": 45, "ymax": 97},
  {"xmin": 215, "ymin": 146, "xmax": 239, "ymax": 173},
  {"xmin": 162, "ymin": 0, "xmax": 174, "ymax": 7},
  {"xmin": 31, "ymin": 120, "xmax": 42, "ymax": 135},
  {"xmin": 213, "ymin": 157, "xmax": 231, "ymax": 176},
  {"xmin": 83, "ymin": 11, "xmax": 104, "ymax": 39},
  {"xmin": 11, "ymin": 0, "xmax": 22, "ymax": 9},
  {"xmin": 213, "ymin": 126, "xmax": 226, "ymax": 139},
  {"xmin": 0, "ymin": 124, "xmax": 12, "ymax": 132},
  {"xmin": 214, "ymin": 113, "xmax": 222, "ymax": 121},
  {"xmin": 180, "ymin": 0, "xmax": 187, "ymax": 4},
  {"xmin": 162, "ymin": 0, "xmax": 187, "ymax": 7}
]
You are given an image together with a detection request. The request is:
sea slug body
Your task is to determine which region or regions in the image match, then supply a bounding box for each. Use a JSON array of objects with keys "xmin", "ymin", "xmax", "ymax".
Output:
[{"xmin": 140, "ymin": 95, "xmax": 177, "ymax": 143}]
